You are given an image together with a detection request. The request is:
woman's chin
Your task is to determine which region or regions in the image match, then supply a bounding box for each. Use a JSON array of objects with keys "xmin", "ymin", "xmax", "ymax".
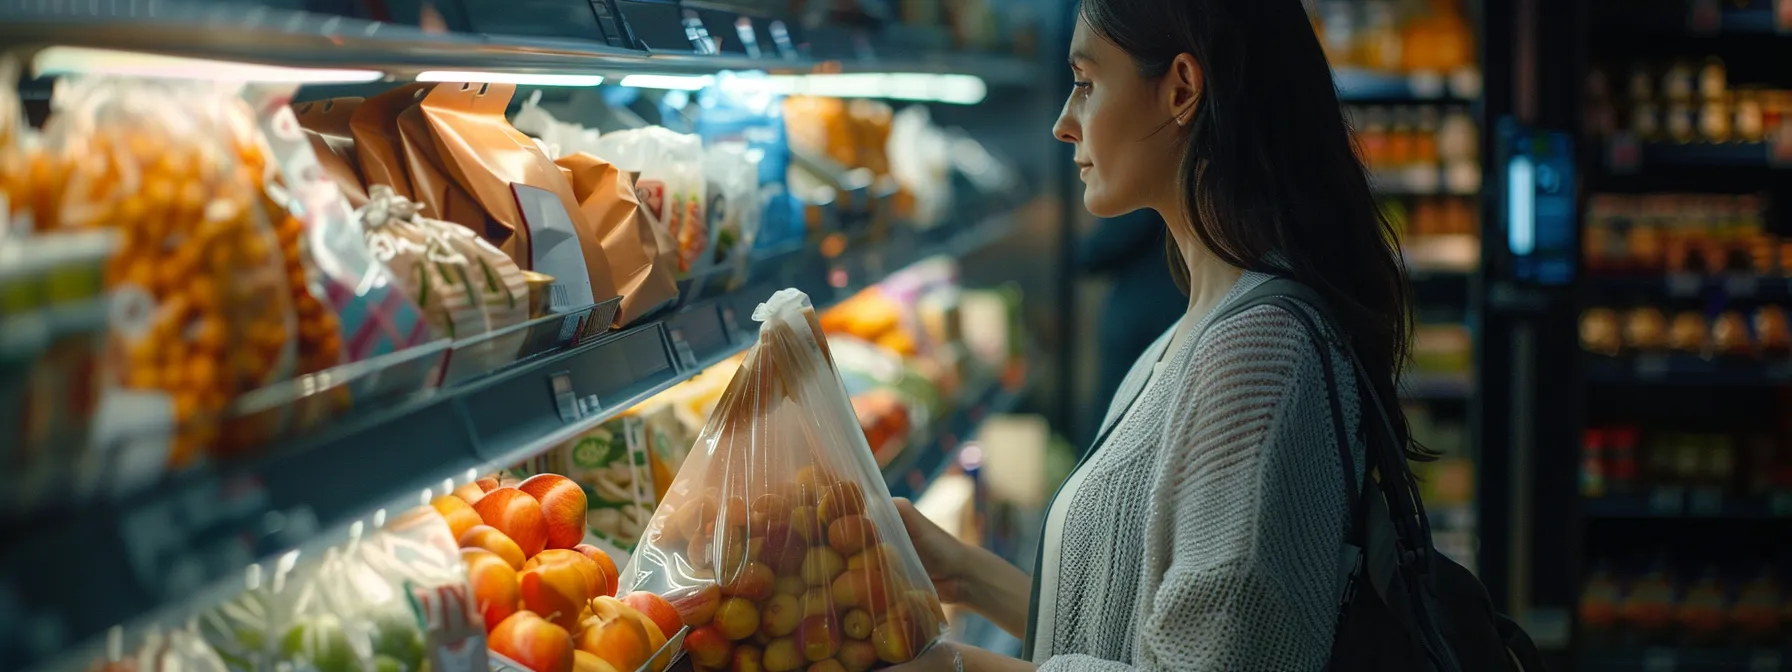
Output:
[{"xmin": 1081, "ymin": 190, "xmax": 1134, "ymax": 219}]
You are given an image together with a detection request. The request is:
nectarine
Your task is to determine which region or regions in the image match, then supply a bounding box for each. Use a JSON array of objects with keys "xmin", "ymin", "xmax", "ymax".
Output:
[
  {"xmin": 573, "ymin": 544, "xmax": 620, "ymax": 597},
  {"xmin": 521, "ymin": 474, "xmax": 589, "ymax": 550},
  {"xmin": 573, "ymin": 650, "xmax": 620, "ymax": 672},
  {"xmin": 590, "ymin": 596, "xmax": 668, "ymax": 658},
  {"xmin": 462, "ymin": 548, "xmax": 521, "ymax": 632},
  {"xmin": 489, "ymin": 611, "xmax": 575, "ymax": 672},
  {"xmin": 836, "ymin": 640, "xmax": 877, "ymax": 672},
  {"xmin": 576, "ymin": 609, "xmax": 652, "ymax": 672},
  {"xmin": 760, "ymin": 594, "xmax": 801, "ymax": 638},
  {"xmin": 715, "ymin": 597, "xmax": 762, "ymax": 641},
  {"xmin": 870, "ymin": 619, "xmax": 915, "ymax": 664},
  {"xmin": 621, "ymin": 592, "xmax": 682, "ymax": 645},
  {"xmin": 520, "ymin": 555, "xmax": 594, "ymax": 631},
  {"xmin": 477, "ymin": 475, "xmax": 503, "ymax": 492},
  {"xmin": 801, "ymin": 548, "xmax": 845, "ymax": 587},
  {"xmin": 762, "ymin": 637, "xmax": 802, "ymax": 672},
  {"xmin": 731, "ymin": 644, "xmax": 764, "ymax": 672},
  {"xmin": 795, "ymin": 615, "xmax": 841, "ymax": 662},
  {"xmin": 789, "ymin": 506, "xmax": 824, "ymax": 545},
  {"xmin": 474, "ymin": 487, "xmax": 550, "ymax": 558},
  {"xmin": 807, "ymin": 660, "xmax": 845, "ymax": 672},
  {"xmin": 829, "ymin": 571, "xmax": 890, "ymax": 613},
  {"xmin": 816, "ymin": 484, "xmax": 865, "ymax": 525},
  {"xmin": 452, "ymin": 482, "xmax": 488, "ymax": 506},
  {"xmin": 750, "ymin": 494, "xmax": 792, "ymax": 534},
  {"xmin": 461, "ymin": 525, "xmax": 526, "ymax": 570},
  {"xmin": 800, "ymin": 588, "xmax": 834, "ymax": 620},
  {"xmin": 846, "ymin": 544, "xmax": 895, "ymax": 573},
  {"xmin": 825, "ymin": 516, "xmax": 877, "ymax": 556},
  {"xmin": 683, "ymin": 624, "xmax": 734, "ymax": 669},
  {"xmin": 723, "ymin": 562, "xmax": 775, "ymax": 600},
  {"xmin": 432, "ymin": 495, "xmax": 483, "ymax": 540},
  {"xmin": 774, "ymin": 577, "xmax": 806, "ymax": 598},
  {"xmin": 527, "ymin": 549, "xmax": 605, "ymax": 599},
  {"xmin": 840, "ymin": 610, "xmax": 871, "ymax": 640},
  {"xmin": 667, "ymin": 584, "xmax": 723, "ymax": 626}
]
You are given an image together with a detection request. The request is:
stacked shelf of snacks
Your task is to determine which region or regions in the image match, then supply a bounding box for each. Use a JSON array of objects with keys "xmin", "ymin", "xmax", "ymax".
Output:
[
  {"xmin": 0, "ymin": 0, "xmax": 1052, "ymax": 666},
  {"xmin": 1570, "ymin": 4, "xmax": 1792, "ymax": 667},
  {"xmin": 1321, "ymin": 0, "xmax": 1484, "ymax": 573}
]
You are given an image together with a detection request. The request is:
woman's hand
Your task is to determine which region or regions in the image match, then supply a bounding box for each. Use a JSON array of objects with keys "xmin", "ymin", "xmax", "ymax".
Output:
[
  {"xmin": 884, "ymin": 640, "xmax": 1039, "ymax": 672},
  {"xmin": 893, "ymin": 497, "xmax": 1034, "ymax": 639}
]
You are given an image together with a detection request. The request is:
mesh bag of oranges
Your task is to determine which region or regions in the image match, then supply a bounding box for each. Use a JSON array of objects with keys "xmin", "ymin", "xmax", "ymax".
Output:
[{"xmin": 620, "ymin": 289, "xmax": 947, "ymax": 671}]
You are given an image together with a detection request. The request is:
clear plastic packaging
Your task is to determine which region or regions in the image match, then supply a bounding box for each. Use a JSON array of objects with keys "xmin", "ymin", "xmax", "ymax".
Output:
[
  {"xmin": 620, "ymin": 289, "xmax": 945, "ymax": 669},
  {"xmin": 588, "ymin": 127, "xmax": 711, "ymax": 278}
]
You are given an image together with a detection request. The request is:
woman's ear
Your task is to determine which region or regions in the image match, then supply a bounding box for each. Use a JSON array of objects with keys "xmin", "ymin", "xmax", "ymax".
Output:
[{"xmin": 1164, "ymin": 53, "xmax": 1203, "ymax": 127}]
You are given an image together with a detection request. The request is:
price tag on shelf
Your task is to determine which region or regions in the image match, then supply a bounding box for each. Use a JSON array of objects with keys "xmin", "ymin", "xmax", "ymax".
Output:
[
  {"xmin": 1666, "ymin": 274, "xmax": 1702, "ymax": 297},
  {"xmin": 550, "ymin": 371, "xmax": 580, "ymax": 423},
  {"xmin": 722, "ymin": 306, "xmax": 753, "ymax": 345},
  {"xmin": 118, "ymin": 476, "xmax": 279, "ymax": 601},
  {"xmin": 1649, "ymin": 487, "xmax": 1685, "ymax": 515},
  {"xmin": 1643, "ymin": 648, "xmax": 1678, "ymax": 672},
  {"xmin": 1688, "ymin": 487, "xmax": 1724, "ymax": 516},
  {"xmin": 668, "ymin": 328, "xmax": 699, "ymax": 369},
  {"xmin": 1635, "ymin": 355, "xmax": 1671, "ymax": 379},
  {"xmin": 1689, "ymin": 0, "xmax": 1721, "ymax": 34},
  {"xmin": 1723, "ymin": 274, "xmax": 1760, "ymax": 297}
]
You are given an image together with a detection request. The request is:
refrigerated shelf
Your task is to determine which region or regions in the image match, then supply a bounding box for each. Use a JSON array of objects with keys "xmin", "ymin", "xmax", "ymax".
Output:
[{"xmin": 0, "ymin": 210, "xmax": 1021, "ymax": 669}]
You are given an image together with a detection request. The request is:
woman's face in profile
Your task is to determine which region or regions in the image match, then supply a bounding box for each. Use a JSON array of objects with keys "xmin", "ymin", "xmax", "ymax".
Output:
[{"xmin": 1052, "ymin": 18, "xmax": 1187, "ymax": 219}]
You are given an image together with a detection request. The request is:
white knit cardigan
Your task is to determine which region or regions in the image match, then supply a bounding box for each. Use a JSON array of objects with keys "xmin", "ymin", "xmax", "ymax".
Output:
[{"xmin": 1032, "ymin": 271, "xmax": 1367, "ymax": 671}]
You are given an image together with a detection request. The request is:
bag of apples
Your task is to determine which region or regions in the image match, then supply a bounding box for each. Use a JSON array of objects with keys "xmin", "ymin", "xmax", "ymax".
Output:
[{"xmin": 619, "ymin": 289, "xmax": 947, "ymax": 672}]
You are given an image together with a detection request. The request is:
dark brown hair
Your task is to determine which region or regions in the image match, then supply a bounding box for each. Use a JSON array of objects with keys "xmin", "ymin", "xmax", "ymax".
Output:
[{"xmin": 1085, "ymin": 0, "xmax": 1428, "ymax": 462}]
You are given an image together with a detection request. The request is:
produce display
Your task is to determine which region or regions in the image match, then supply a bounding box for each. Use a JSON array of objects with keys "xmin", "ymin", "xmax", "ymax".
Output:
[{"xmin": 619, "ymin": 289, "xmax": 947, "ymax": 671}]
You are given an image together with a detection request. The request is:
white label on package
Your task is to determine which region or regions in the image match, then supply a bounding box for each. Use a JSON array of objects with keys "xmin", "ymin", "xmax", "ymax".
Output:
[{"xmin": 513, "ymin": 184, "xmax": 595, "ymax": 311}]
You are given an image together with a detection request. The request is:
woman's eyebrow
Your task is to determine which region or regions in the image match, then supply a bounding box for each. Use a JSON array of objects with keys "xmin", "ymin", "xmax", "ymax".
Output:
[{"xmin": 1069, "ymin": 48, "xmax": 1097, "ymax": 66}]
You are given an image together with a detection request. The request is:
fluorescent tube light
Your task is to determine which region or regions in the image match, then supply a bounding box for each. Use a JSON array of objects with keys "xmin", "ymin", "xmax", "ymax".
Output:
[
  {"xmin": 761, "ymin": 73, "xmax": 989, "ymax": 105},
  {"xmin": 618, "ymin": 74, "xmax": 716, "ymax": 91},
  {"xmin": 33, "ymin": 47, "xmax": 383, "ymax": 83},
  {"xmin": 415, "ymin": 71, "xmax": 603, "ymax": 87}
]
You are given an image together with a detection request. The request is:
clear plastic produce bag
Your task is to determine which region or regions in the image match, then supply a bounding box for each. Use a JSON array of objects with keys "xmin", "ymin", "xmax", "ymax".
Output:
[{"xmin": 620, "ymin": 289, "xmax": 946, "ymax": 670}]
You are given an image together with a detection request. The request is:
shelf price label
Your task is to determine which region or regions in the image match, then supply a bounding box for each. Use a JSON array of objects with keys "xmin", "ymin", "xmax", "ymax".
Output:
[
  {"xmin": 550, "ymin": 371, "xmax": 581, "ymax": 423},
  {"xmin": 1666, "ymin": 274, "xmax": 1703, "ymax": 297},
  {"xmin": 1722, "ymin": 274, "xmax": 1760, "ymax": 297},
  {"xmin": 668, "ymin": 328, "xmax": 699, "ymax": 370},
  {"xmin": 722, "ymin": 306, "xmax": 753, "ymax": 345},
  {"xmin": 1634, "ymin": 355, "xmax": 1671, "ymax": 379}
]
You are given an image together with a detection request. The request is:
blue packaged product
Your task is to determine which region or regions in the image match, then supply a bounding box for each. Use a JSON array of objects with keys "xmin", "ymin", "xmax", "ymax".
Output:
[{"xmin": 697, "ymin": 72, "xmax": 802, "ymax": 250}]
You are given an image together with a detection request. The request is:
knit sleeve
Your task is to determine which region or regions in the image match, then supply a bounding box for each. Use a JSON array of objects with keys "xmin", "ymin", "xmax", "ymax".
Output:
[{"xmin": 1040, "ymin": 304, "xmax": 1355, "ymax": 672}]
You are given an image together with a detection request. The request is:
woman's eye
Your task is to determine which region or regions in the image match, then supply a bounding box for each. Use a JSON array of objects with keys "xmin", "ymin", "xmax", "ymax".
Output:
[{"xmin": 1072, "ymin": 80, "xmax": 1091, "ymax": 89}]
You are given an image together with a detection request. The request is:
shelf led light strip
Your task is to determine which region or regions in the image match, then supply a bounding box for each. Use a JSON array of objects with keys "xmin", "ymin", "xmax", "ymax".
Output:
[{"xmin": 33, "ymin": 46, "xmax": 989, "ymax": 103}]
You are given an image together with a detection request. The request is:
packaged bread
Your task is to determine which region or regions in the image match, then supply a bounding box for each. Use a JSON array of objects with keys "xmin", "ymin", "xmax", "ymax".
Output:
[
  {"xmin": 396, "ymin": 87, "xmax": 487, "ymax": 247},
  {"xmin": 352, "ymin": 85, "xmax": 421, "ymax": 201},
  {"xmin": 36, "ymin": 76, "xmax": 298, "ymax": 466},
  {"xmin": 361, "ymin": 185, "xmax": 528, "ymax": 352},
  {"xmin": 293, "ymin": 97, "xmax": 370, "ymax": 207},
  {"xmin": 588, "ymin": 126, "xmax": 712, "ymax": 278},
  {"xmin": 419, "ymin": 82, "xmax": 621, "ymax": 322},
  {"xmin": 555, "ymin": 151, "xmax": 679, "ymax": 326}
]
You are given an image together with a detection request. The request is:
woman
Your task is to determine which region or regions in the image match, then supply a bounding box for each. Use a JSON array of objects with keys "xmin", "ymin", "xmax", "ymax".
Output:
[{"xmin": 889, "ymin": 0, "xmax": 1416, "ymax": 669}]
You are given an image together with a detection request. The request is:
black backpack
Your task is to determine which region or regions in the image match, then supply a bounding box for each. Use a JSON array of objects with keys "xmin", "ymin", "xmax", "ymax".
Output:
[{"xmin": 1213, "ymin": 277, "xmax": 1546, "ymax": 672}]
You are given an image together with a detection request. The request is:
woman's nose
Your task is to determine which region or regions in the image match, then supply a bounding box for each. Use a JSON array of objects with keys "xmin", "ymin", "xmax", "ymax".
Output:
[{"xmin": 1052, "ymin": 98, "xmax": 1078, "ymax": 144}]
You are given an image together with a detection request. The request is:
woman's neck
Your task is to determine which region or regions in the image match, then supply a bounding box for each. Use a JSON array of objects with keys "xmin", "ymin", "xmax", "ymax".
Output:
[{"xmin": 1162, "ymin": 209, "xmax": 1244, "ymax": 319}]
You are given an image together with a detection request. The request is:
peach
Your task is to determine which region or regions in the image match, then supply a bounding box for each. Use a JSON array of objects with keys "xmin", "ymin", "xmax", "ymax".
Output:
[
  {"xmin": 622, "ymin": 592, "xmax": 683, "ymax": 644},
  {"xmin": 816, "ymin": 484, "xmax": 865, "ymax": 525},
  {"xmin": 716, "ymin": 597, "xmax": 762, "ymax": 640},
  {"xmin": 432, "ymin": 495, "xmax": 484, "ymax": 540},
  {"xmin": 573, "ymin": 650, "xmax": 620, "ymax": 672},
  {"xmin": 762, "ymin": 637, "xmax": 802, "ymax": 672},
  {"xmin": 761, "ymin": 528, "xmax": 809, "ymax": 577},
  {"xmin": 825, "ymin": 516, "xmax": 877, "ymax": 556},
  {"xmin": 789, "ymin": 506, "xmax": 824, "ymax": 545},
  {"xmin": 474, "ymin": 487, "xmax": 550, "ymax": 558},
  {"xmin": 829, "ymin": 571, "xmax": 890, "ymax": 613},
  {"xmin": 794, "ymin": 467, "xmax": 835, "ymax": 497},
  {"xmin": 684, "ymin": 624, "xmax": 734, "ymax": 669},
  {"xmin": 463, "ymin": 548, "xmax": 522, "ymax": 632},
  {"xmin": 478, "ymin": 475, "xmax": 503, "ymax": 492},
  {"xmin": 576, "ymin": 609, "xmax": 652, "ymax": 672},
  {"xmin": 723, "ymin": 562, "xmax": 775, "ymax": 600},
  {"xmin": 453, "ymin": 482, "xmax": 489, "ymax": 506},
  {"xmin": 774, "ymin": 577, "xmax": 806, "ymax": 597},
  {"xmin": 841, "ymin": 610, "xmax": 871, "ymax": 640},
  {"xmin": 527, "ymin": 549, "xmax": 605, "ymax": 599},
  {"xmin": 461, "ymin": 524, "xmax": 526, "ymax": 570},
  {"xmin": 521, "ymin": 474, "xmax": 590, "ymax": 550},
  {"xmin": 667, "ymin": 584, "xmax": 723, "ymax": 626},
  {"xmin": 795, "ymin": 615, "xmax": 841, "ymax": 662},
  {"xmin": 731, "ymin": 644, "xmax": 764, "ymax": 672},
  {"xmin": 800, "ymin": 588, "xmax": 834, "ymax": 620},
  {"xmin": 801, "ymin": 548, "xmax": 846, "ymax": 587},
  {"xmin": 807, "ymin": 660, "xmax": 845, "ymax": 672},
  {"xmin": 573, "ymin": 544, "xmax": 620, "ymax": 598},
  {"xmin": 490, "ymin": 611, "xmax": 576, "ymax": 672},
  {"xmin": 591, "ymin": 598, "xmax": 670, "ymax": 672},
  {"xmin": 760, "ymin": 594, "xmax": 801, "ymax": 637},
  {"xmin": 871, "ymin": 619, "xmax": 915, "ymax": 664},
  {"xmin": 521, "ymin": 555, "xmax": 594, "ymax": 630},
  {"xmin": 836, "ymin": 640, "xmax": 877, "ymax": 672}
]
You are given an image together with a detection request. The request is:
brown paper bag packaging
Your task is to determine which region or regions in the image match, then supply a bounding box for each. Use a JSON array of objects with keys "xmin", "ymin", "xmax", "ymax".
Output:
[
  {"xmin": 419, "ymin": 82, "xmax": 618, "ymax": 304},
  {"xmin": 350, "ymin": 84, "xmax": 428, "ymax": 200},
  {"xmin": 396, "ymin": 98, "xmax": 486, "ymax": 249},
  {"xmin": 555, "ymin": 152, "xmax": 680, "ymax": 327},
  {"xmin": 293, "ymin": 97, "xmax": 369, "ymax": 207}
]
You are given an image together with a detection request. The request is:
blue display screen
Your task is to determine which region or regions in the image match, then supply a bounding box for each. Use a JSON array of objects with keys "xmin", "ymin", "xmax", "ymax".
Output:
[{"xmin": 1502, "ymin": 125, "xmax": 1576, "ymax": 285}]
